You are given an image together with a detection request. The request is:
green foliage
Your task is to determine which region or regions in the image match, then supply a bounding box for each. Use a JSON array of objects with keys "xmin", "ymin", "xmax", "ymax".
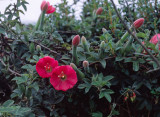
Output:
[{"xmin": 1, "ymin": 0, "xmax": 160, "ymax": 116}]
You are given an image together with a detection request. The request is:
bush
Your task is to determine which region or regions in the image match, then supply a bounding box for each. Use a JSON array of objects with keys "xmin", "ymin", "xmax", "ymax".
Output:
[{"xmin": 0, "ymin": 0, "xmax": 160, "ymax": 116}]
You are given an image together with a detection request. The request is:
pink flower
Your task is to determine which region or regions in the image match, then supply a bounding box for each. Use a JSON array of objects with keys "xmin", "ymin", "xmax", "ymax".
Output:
[
  {"xmin": 41, "ymin": 0, "xmax": 56, "ymax": 14},
  {"xmin": 96, "ymin": 7, "xmax": 103, "ymax": 15},
  {"xmin": 36, "ymin": 56, "xmax": 58, "ymax": 78},
  {"xmin": 133, "ymin": 18, "xmax": 144, "ymax": 29},
  {"xmin": 50, "ymin": 65, "xmax": 78, "ymax": 91},
  {"xmin": 72, "ymin": 35, "xmax": 80, "ymax": 46}
]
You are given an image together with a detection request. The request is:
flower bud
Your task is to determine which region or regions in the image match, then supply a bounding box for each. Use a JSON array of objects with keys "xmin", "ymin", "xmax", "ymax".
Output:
[
  {"xmin": 41, "ymin": 1, "xmax": 49, "ymax": 12},
  {"xmin": 81, "ymin": 36, "xmax": 90, "ymax": 53},
  {"xmin": 102, "ymin": 28, "xmax": 107, "ymax": 33},
  {"xmin": 96, "ymin": 7, "xmax": 103, "ymax": 15},
  {"xmin": 132, "ymin": 92, "xmax": 136, "ymax": 98},
  {"xmin": 133, "ymin": 18, "xmax": 144, "ymax": 29},
  {"xmin": 70, "ymin": 63, "xmax": 85, "ymax": 79},
  {"xmin": 83, "ymin": 61, "xmax": 89, "ymax": 68},
  {"xmin": 36, "ymin": 45, "xmax": 41, "ymax": 52},
  {"xmin": 100, "ymin": 41, "xmax": 105, "ymax": 49},
  {"xmin": 70, "ymin": 63, "xmax": 75, "ymax": 68},
  {"xmin": 130, "ymin": 92, "xmax": 136, "ymax": 102},
  {"xmin": 99, "ymin": 41, "xmax": 106, "ymax": 59},
  {"xmin": 81, "ymin": 36, "xmax": 86, "ymax": 43},
  {"xmin": 150, "ymin": 34, "xmax": 160, "ymax": 45},
  {"xmin": 72, "ymin": 35, "xmax": 80, "ymax": 46},
  {"xmin": 124, "ymin": 96, "xmax": 128, "ymax": 101}
]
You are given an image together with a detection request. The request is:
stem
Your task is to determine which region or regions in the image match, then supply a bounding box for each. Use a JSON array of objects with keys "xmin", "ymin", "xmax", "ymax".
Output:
[
  {"xmin": 70, "ymin": 63, "xmax": 85, "ymax": 79},
  {"xmin": 82, "ymin": 41, "xmax": 89, "ymax": 53},
  {"xmin": 34, "ymin": 14, "xmax": 42, "ymax": 31},
  {"xmin": 126, "ymin": 101, "xmax": 132, "ymax": 117},
  {"xmin": 110, "ymin": 0, "xmax": 160, "ymax": 68},
  {"xmin": 116, "ymin": 31, "xmax": 130, "ymax": 46},
  {"xmin": 0, "ymin": 59, "xmax": 21, "ymax": 76},
  {"xmin": 39, "ymin": 10, "xmax": 46, "ymax": 31},
  {"xmin": 72, "ymin": 46, "xmax": 79, "ymax": 66}
]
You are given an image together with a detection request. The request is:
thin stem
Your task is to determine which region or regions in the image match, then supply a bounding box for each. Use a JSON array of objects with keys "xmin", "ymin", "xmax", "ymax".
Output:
[
  {"xmin": 110, "ymin": 0, "xmax": 160, "ymax": 68},
  {"xmin": 34, "ymin": 41, "xmax": 60, "ymax": 55},
  {"xmin": 0, "ymin": 59, "xmax": 21, "ymax": 76}
]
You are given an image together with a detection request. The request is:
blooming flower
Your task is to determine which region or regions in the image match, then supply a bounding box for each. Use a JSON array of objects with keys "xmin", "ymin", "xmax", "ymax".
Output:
[
  {"xmin": 72, "ymin": 35, "xmax": 80, "ymax": 46},
  {"xmin": 41, "ymin": 0, "xmax": 56, "ymax": 14},
  {"xmin": 96, "ymin": 7, "xmax": 103, "ymax": 15},
  {"xmin": 50, "ymin": 65, "xmax": 78, "ymax": 91},
  {"xmin": 133, "ymin": 18, "xmax": 144, "ymax": 29},
  {"xmin": 36, "ymin": 56, "xmax": 58, "ymax": 78}
]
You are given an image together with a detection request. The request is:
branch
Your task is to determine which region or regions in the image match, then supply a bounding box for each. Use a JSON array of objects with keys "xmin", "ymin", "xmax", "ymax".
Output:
[
  {"xmin": 146, "ymin": 67, "xmax": 160, "ymax": 73},
  {"xmin": 0, "ymin": 59, "xmax": 21, "ymax": 76},
  {"xmin": 110, "ymin": 0, "xmax": 160, "ymax": 68},
  {"xmin": 34, "ymin": 41, "xmax": 61, "ymax": 55}
]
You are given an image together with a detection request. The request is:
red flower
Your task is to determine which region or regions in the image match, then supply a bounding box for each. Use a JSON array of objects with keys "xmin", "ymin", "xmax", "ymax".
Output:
[
  {"xmin": 41, "ymin": 0, "xmax": 56, "ymax": 14},
  {"xmin": 133, "ymin": 18, "xmax": 144, "ymax": 29},
  {"xmin": 96, "ymin": 7, "xmax": 103, "ymax": 15},
  {"xmin": 36, "ymin": 56, "xmax": 58, "ymax": 78},
  {"xmin": 50, "ymin": 65, "xmax": 78, "ymax": 91}
]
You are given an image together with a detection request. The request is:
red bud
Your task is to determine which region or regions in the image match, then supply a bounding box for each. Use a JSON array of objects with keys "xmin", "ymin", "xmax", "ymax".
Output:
[
  {"xmin": 150, "ymin": 34, "xmax": 160, "ymax": 44},
  {"xmin": 72, "ymin": 35, "xmax": 80, "ymax": 46},
  {"xmin": 133, "ymin": 18, "xmax": 144, "ymax": 29},
  {"xmin": 96, "ymin": 7, "xmax": 103, "ymax": 15},
  {"xmin": 124, "ymin": 96, "xmax": 128, "ymax": 101},
  {"xmin": 41, "ymin": 1, "xmax": 49, "ymax": 11}
]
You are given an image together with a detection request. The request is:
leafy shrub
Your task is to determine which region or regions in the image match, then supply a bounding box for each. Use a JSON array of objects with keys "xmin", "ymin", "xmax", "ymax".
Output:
[{"xmin": 1, "ymin": 0, "xmax": 160, "ymax": 116}]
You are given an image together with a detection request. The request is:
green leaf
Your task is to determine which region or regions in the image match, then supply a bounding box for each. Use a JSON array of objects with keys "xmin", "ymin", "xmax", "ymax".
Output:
[
  {"xmin": 12, "ymin": 75, "xmax": 28, "ymax": 84},
  {"xmin": 100, "ymin": 59, "xmax": 106, "ymax": 68},
  {"xmin": 22, "ymin": 64, "xmax": 35, "ymax": 71},
  {"xmin": 133, "ymin": 61, "xmax": 139, "ymax": 71},
  {"xmin": 29, "ymin": 43, "xmax": 35, "ymax": 54},
  {"xmin": 2, "ymin": 100, "xmax": 14, "ymax": 107},
  {"xmin": 99, "ymin": 89, "xmax": 113, "ymax": 102},
  {"xmin": 0, "ymin": 27, "xmax": 5, "ymax": 34},
  {"xmin": 92, "ymin": 112, "xmax": 103, "ymax": 117},
  {"xmin": 0, "ymin": 106, "xmax": 20, "ymax": 113},
  {"xmin": 104, "ymin": 93, "xmax": 111, "ymax": 102},
  {"xmin": 78, "ymin": 83, "xmax": 91, "ymax": 93},
  {"xmin": 104, "ymin": 75, "xmax": 114, "ymax": 82},
  {"xmin": 136, "ymin": 32, "xmax": 147, "ymax": 38},
  {"xmin": 32, "ymin": 82, "xmax": 39, "ymax": 92},
  {"xmin": 115, "ymin": 57, "xmax": 124, "ymax": 61},
  {"xmin": 21, "ymin": 3, "xmax": 27, "ymax": 11}
]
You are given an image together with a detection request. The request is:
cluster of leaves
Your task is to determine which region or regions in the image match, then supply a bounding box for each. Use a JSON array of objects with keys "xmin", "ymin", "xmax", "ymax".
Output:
[{"xmin": 1, "ymin": 0, "xmax": 160, "ymax": 116}]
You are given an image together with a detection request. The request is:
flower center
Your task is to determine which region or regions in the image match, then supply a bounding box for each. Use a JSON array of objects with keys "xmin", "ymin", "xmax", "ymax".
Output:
[
  {"xmin": 44, "ymin": 63, "xmax": 52, "ymax": 72},
  {"xmin": 58, "ymin": 71, "xmax": 66, "ymax": 80}
]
